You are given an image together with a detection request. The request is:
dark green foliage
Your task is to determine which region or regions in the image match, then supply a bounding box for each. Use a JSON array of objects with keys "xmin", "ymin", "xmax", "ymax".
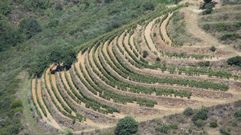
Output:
[
  {"xmin": 49, "ymin": 46, "xmax": 77, "ymax": 69},
  {"xmin": 0, "ymin": 19, "xmax": 24, "ymax": 51},
  {"xmin": 227, "ymin": 56, "xmax": 241, "ymax": 67},
  {"xmin": 203, "ymin": 3, "xmax": 214, "ymax": 14},
  {"xmin": 192, "ymin": 107, "xmax": 208, "ymax": 127},
  {"xmin": 192, "ymin": 107, "xmax": 209, "ymax": 121},
  {"xmin": 55, "ymin": 2, "xmax": 63, "ymax": 10},
  {"xmin": 143, "ymin": 2, "xmax": 155, "ymax": 11},
  {"xmin": 156, "ymin": 124, "xmax": 178, "ymax": 134},
  {"xmin": 183, "ymin": 107, "xmax": 194, "ymax": 116},
  {"xmin": 204, "ymin": 0, "xmax": 212, "ymax": 3},
  {"xmin": 28, "ymin": 45, "xmax": 77, "ymax": 76},
  {"xmin": 156, "ymin": 57, "xmax": 160, "ymax": 61},
  {"xmin": 19, "ymin": 18, "xmax": 42, "ymax": 39},
  {"xmin": 142, "ymin": 50, "xmax": 149, "ymax": 58},
  {"xmin": 0, "ymin": 0, "xmax": 12, "ymax": 15},
  {"xmin": 234, "ymin": 109, "xmax": 241, "ymax": 118},
  {"xmin": 11, "ymin": 99, "xmax": 23, "ymax": 109},
  {"xmin": 115, "ymin": 117, "xmax": 138, "ymax": 135},
  {"xmin": 210, "ymin": 46, "xmax": 216, "ymax": 52},
  {"xmin": 209, "ymin": 120, "xmax": 218, "ymax": 128}
]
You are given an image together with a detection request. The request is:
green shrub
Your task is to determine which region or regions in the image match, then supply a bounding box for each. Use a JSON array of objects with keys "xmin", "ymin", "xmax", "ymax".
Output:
[
  {"xmin": 142, "ymin": 50, "xmax": 149, "ymax": 58},
  {"xmin": 192, "ymin": 107, "xmax": 208, "ymax": 121},
  {"xmin": 209, "ymin": 121, "xmax": 218, "ymax": 128},
  {"xmin": 210, "ymin": 46, "xmax": 216, "ymax": 52},
  {"xmin": 194, "ymin": 119, "xmax": 205, "ymax": 127},
  {"xmin": 19, "ymin": 18, "xmax": 42, "ymax": 39},
  {"xmin": 234, "ymin": 109, "xmax": 241, "ymax": 118},
  {"xmin": 143, "ymin": 2, "xmax": 155, "ymax": 11},
  {"xmin": 183, "ymin": 107, "xmax": 194, "ymax": 116},
  {"xmin": 11, "ymin": 99, "xmax": 23, "ymax": 109},
  {"xmin": 156, "ymin": 124, "xmax": 178, "ymax": 134},
  {"xmin": 115, "ymin": 117, "xmax": 138, "ymax": 135},
  {"xmin": 0, "ymin": 0, "xmax": 12, "ymax": 15},
  {"xmin": 192, "ymin": 107, "xmax": 209, "ymax": 127},
  {"xmin": 227, "ymin": 56, "xmax": 241, "ymax": 67},
  {"xmin": 203, "ymin": 3, "xmax": 213, "ymax": 15}
]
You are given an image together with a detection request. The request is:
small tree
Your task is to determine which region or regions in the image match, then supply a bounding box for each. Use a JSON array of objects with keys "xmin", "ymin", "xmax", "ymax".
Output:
[
  {"xmin": 19, "ymin": 18, "xmax": 42, "ymax": 39},
  {"xmin": 210, "ymin": 46, "xmax": 216, "ymax": 52},
  {"xmin": 115, "ymin": 116, "xmax": 138, "ymax": 135},
  {"xmin": 183, "ymin": 107, "xmax": 194, "ymax": 116},
  {"xmin": 143, "ymin": 50, "xmax": 149, "ymax": 58},
  {"xmin": 227, "ymin": 56, "xmax": 241, "ymax": 67}
]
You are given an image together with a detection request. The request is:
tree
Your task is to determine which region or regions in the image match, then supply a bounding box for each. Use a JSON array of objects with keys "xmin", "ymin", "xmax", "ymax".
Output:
[
  {"xmin": 19, "ymin": 18, "xmax": 42, "ymax": 39},
  {"xmin": 210, "ymin": 46, "xmax": 216, "ymax": 52},
  {"xmin": 49, "ymin": 45, "xmax": 77, "ymax": 70},
  {"xmin": 203, "ymin": 2, "xmax": 214, "ymax": 14},
  {"xmin": 227, "ymin": 56, "xmax": 241, "ymax": 67},
  {"xmin": 115, "ymin": 116, "xmax": 138, "ymax": 135},
  {"xmin": 143, "ymin": 50, "xmax": 149, "ymax": 58}
]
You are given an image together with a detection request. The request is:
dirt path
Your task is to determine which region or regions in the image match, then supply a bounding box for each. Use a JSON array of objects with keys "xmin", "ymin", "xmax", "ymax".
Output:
[
  {"xmin": 181, "ymin": 1, "xmax": 241, "ymax": 57},
  {"xmin": 160, "ymin": 13, "xmax": 173, "ymax": 46},
  {"xmin": 144, "ymin": 17, "xmax": 160, "ymax": 54}
]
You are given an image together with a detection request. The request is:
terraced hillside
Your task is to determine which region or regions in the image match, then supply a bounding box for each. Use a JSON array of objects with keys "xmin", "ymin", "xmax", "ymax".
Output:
[
  {"xmin": 200, "ymin": 1, "xmax": 241, "ymax": 50},
  {"xmin": 30, "ymin": 1, "xmax": 241, "ymax": 134}
]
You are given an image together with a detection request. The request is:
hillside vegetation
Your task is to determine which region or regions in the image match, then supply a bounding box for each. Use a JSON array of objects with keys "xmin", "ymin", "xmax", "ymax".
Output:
[
  {"xmin": 1, "ymin": 0, "xmax": 241, "ymax": 135},
  {"xmin": 27, "ymin": 0, "xmax": 241, "ymax": 134},
  {"xmin": 0, "ymin": 0, "xmax": 177, "ymax": 134}
]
